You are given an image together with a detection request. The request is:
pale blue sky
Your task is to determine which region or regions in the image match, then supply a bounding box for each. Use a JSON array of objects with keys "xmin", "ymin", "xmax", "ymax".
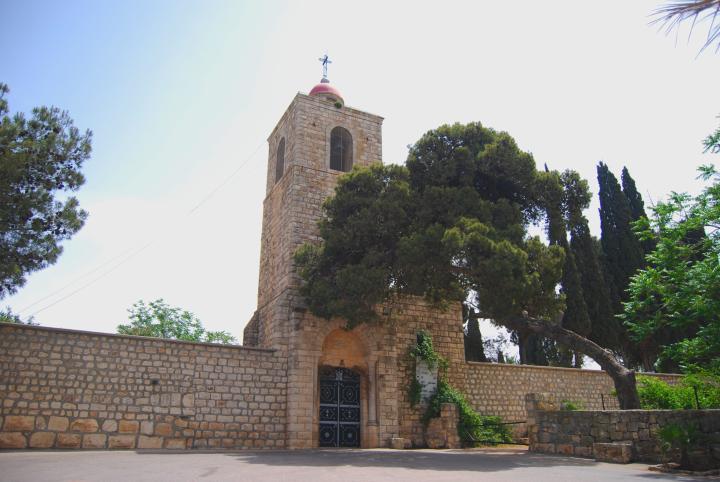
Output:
[{"xmin": 1, "ymin": 0, "xmax": 718, "ymax": 348}]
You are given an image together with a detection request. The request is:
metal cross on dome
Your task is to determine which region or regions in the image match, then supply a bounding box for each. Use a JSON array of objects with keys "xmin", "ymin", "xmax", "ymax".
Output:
[{"xmin": 318, "ymin": 54, "xmax": 332, "ymax": 81}]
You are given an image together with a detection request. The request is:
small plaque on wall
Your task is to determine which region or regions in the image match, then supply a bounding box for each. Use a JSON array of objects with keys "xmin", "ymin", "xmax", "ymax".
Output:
[{"xmin": 415, "ymin": 359, "xmax": 438, "ymax": 403}]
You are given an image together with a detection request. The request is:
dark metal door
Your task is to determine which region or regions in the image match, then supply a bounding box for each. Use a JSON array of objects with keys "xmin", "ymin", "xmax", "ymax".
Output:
[{"xmin": 319, "ymin": 366, "xmax": 360, "ymax": 447}]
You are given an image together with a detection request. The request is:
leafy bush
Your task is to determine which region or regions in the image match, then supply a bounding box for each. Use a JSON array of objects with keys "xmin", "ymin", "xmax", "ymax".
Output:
[
  {"xmin": 560, "ymin": 400, "xmax": 583, "ymax": 411},
  {"xmin": 637, "ymin": 374, "xmax": 720, "ymax": 409},
  {"xmin": 410, "ymin": 330, "xmax": 447, "ymax": 370},
  {"xmin": 408, "ymin": 377, "xmax": 422, "ymax": 407},
  {"xmin": 423, "ymin": 379, "xmax": 512, "ymax": 445}
]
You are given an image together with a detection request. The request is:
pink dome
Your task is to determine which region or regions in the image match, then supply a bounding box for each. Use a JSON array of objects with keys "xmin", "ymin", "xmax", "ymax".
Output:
[{"xmin": 309, "ymin": 81, "xmax": 344, "ymax": 105}]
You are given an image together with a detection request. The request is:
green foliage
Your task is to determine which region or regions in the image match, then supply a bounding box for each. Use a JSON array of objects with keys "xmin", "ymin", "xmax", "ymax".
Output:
[
  {"xmin": 0, "ymin": 306, "xmax": 36, "ymax": 325},
  {"xmin": 562, "ymin": 163, "xmax": 611, "ymax": 342},
  {"xmin": 117, "ymin": 299, "xmax": 236, "ymax": 344},
  {"xmin": 295, "ymin": 121, "xmax": 642, "ymax": 407},
  {"xmin": 408, "ymin": 377, "xmax": 422, "ymax": 408},
  {"xmin": 423, "ymin": 379, "xmax": 512, "ymax": 445},
  {"xmin": 705, "ymin": 119, "xmax": 720, "ymax": 154},
  {"xmin": 537, "ymin": 170, "xmax": 590, "ymax": 367},
  {"xmin": 622, "ymin": 164, "xmax": 720, "ymax": 373},
  {"xmin": 637, "ymin": 374, "xmax": 720, "ymax": 409},
  {"xmin": 295, "ymin": 123, "xmax": 568, "ymax": 332},
  {"xmin": 657, "ymin": 422, "xmax": 703, "ymax": 469},
  {"xmin": 0, "ymin": 83, "xmax": 92, "ymax": 299},
  {"xmin": 410, "ymin": 330, "xmax": 447, "ymax": 370},
  {"xmin": 597, "ymin": 162, "xmax": 645, "ymax": 354},
  {"xmin": 560, "ymin": 400, "xmax": 583, "ymax": 411},
  {"xmin": 463, "ymin": 313, "xmax": 487, "ymax": 362}
]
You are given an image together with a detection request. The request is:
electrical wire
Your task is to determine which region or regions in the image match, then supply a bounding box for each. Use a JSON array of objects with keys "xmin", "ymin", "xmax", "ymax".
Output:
[{"xmin": 20, "ymin": 139, "xmax": 266, "ymax": 317}]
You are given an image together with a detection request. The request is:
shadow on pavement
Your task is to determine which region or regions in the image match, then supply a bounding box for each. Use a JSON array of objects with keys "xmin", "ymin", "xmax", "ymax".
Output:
[{"xmin": 222, "ymin": 448, "xmax": 601, "ymax": 473}]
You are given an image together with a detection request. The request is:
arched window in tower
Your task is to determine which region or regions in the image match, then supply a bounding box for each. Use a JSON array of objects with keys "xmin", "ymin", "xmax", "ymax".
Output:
[
  {"xmin": 275, "ymin": 137, "xmax": 285, "ymax": 183},
  {"xmin": 330, "ymin": 127, "xmax": 353, "ymax": 172}
]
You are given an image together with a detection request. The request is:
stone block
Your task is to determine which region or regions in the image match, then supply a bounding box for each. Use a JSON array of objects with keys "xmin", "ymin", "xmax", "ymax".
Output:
[
  {"xmin": 391, "ymin": 437, "xmax": 408, "ymax": 450},
  {"xmin": 155, "ymin": 423, "xmax": 173, "ymax": 436},
  {"xmin": 0, "ymin": 432, "xmax": 27, "ymax": 449},
  {"xmin": 71, "ymin": 418, "xmax": 98, "ymax": 432},
  {"xmin": 574, "ymin": 446, "xmax": 593, "ymax": 458},
  {"xmin": 108, "ymin": 435, "xmax": 136, "ymax": 449},
  {"xmin": 48, "ymin": 416, "xmax": 69, "ymax": 432},
  {"xmin": 532, "ymin": 443, "xmax": 556, "ymax": 454},
  {"xmin": 82, "ymin": 434, "xmax": 107, "ymax": 449},
  {"xmin": 141, "ymin": 421, "xmax": 154, "ymax": 435},
  {"xmin": 57, "ymin": 433, "xmax": 82, "ymax": 449},
  {"xmin": 29, "ymin": 432, "xmax": 56, "ymax": 448},
  {"xmin": 425, "ymin": 419, "xmax": 446, "ymax": 449},
  {"xmin": 101, "ymin": 420, "xmax": 118, "ymax": 432},
  {"xmin": 556, "ymin": 444, "xmax": 574, "ymax": 455},
  {"xmin": 138, "ymin": 435, "xmax": 163, "ymax": 449},
  {"xmin": 182, "ymin": 394, "xmax": 194, "ymax": 408},
  {"xmin": 593, "ymin": 442, "xmax": 634, "ymax": 464},
  {"xmin": 164, "ymin": 438, "xmax": 187, "ymax": 449},
  {"xmin": 118, "ymin": 420, "xmax": 139, "ymax": 434},
  {"xmin": 35, "ymin": 417, "xmax": 47, "ymax": 430},
  {"xmin": 4, "ymin": 415, "xmax": 34, "ymax": 431}
]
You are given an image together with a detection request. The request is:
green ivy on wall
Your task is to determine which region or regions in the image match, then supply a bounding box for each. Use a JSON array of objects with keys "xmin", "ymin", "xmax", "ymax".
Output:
[{"xmin": 407, "ymin": 330, "xmax": 512, "ymax": 445}]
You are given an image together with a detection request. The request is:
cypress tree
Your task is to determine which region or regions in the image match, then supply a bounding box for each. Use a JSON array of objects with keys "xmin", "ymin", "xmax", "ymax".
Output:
[
  {"xmin": 463, "ymin": 304, "xmax": 488, "ymax": 362},
  {"xmin": 597, "ymin": 163, "xmax": 647, "ymax": 365},
  {"xmin": 621, "ymin": 166, "xmax": 655, "ymax": 256},
  {"xmin": 542, "ymin": 171, "xmax": 590, "ymax": 367},
  {"xmin": 597, "ymin": 162, "xmax": 644, "ymax": 312},
  {"xmin": 561, "ymin": 170, "xmax": 618, "ymax": 351}
]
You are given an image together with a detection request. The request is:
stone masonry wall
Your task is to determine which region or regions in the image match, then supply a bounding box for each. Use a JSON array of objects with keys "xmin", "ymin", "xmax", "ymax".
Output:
[
  {"xmin": 394, "ymin": 300, "xmax": 466, "ymax": 446},
  {"xmin": 0, "ymin": 323, "xmax": 287, "ymax": 450},
  {"xmin": 526, "ymin": 393, "xmax": 720, "ymax": 465},
  {"xmin": 460, "ymin": 361, "xmax": 680, "ymax": 438}
]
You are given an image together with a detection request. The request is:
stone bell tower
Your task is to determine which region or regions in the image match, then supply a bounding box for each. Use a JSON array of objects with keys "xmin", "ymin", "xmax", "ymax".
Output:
[
  {"xmin": 244, "ymin": 62, "xmax": 391, "ymax": 448},
  {"xmin": 246, "ymin": 67, "xmax": 383, "ymax": 353},
  {"xmin": 244, "ymin": 60, "xmax": 467, "ymax": 449}
]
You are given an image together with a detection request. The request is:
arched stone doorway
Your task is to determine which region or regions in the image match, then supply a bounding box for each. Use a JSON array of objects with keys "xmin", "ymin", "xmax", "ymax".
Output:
[{"xmin": 314, "ymin": 328, "xmax": 378, "ymax": 448}]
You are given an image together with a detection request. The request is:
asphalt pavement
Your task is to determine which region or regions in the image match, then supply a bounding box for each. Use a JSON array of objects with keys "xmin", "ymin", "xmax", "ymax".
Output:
[{"xmin": 0, "ymin": 447, "xmax": 711, "ymax": 482}]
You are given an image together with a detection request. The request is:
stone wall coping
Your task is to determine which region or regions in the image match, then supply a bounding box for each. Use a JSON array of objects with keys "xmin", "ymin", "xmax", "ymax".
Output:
[
  {"xmin": 466, "ymin": 360, "xmax": 682, "ymax": 378},
  {"xmin": 0, "ymin": 322, "xmax": 277, "ymax": 353},
  {"xmin": 535, "ymin": 408, "xmax": 720, "ymax": 414}
]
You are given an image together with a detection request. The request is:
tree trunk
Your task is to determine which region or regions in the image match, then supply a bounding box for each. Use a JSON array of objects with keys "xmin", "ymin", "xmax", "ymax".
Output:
[{"xmin": 502, "ymin": 314, "xmax": 641, "ymax": 409}]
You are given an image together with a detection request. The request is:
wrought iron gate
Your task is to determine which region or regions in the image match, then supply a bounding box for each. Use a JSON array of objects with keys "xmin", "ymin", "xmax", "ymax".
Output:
[{"xmin": 319, "ymin": 366, "xmax": 360, "ymax": 447}]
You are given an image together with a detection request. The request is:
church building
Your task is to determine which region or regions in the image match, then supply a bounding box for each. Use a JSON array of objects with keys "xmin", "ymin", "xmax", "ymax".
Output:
[{"xmin": 0, "ymin": 60, "xmax": 628, "ymax": 452}]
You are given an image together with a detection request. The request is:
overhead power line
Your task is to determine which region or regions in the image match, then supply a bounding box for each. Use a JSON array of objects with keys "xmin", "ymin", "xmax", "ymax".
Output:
[{"xmin": 19, "ymin": 140, "xmax": 266, "ymax": 317}]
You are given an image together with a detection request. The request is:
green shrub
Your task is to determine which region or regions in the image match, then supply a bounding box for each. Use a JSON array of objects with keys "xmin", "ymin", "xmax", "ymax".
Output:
[
  {"xmin": 410, "ymin": 330, "xmax": 447, "ymax": 370},
  {"xmin": 637, "ymin": 374, "xmax": 720, "ymax": 409},
  {"xmin": 423, "ymin": 379, "xmax": 512, "ymax": 445},
  {"xmin": 560, "ymin": 400, "xmax": 583, "ymax": 411},
  {"xmin": 408, "ymin": 377, "xmax": 422, "ymax": 407}
]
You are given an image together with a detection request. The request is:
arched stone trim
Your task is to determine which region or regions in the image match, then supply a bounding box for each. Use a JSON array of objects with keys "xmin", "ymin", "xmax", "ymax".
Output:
[{"xmin": 308, "ymin": 319, "xmax": 385, "ymax": 448}]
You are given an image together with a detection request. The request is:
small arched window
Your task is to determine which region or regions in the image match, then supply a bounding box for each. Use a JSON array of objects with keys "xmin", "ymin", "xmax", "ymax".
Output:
[
  {"xmin": 275, "ymin": 137, "xmax": 285, "ymax": 183},
  {"xmin": 330, "ymin": 127, "xmax": 353, "ymax": 172}
]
